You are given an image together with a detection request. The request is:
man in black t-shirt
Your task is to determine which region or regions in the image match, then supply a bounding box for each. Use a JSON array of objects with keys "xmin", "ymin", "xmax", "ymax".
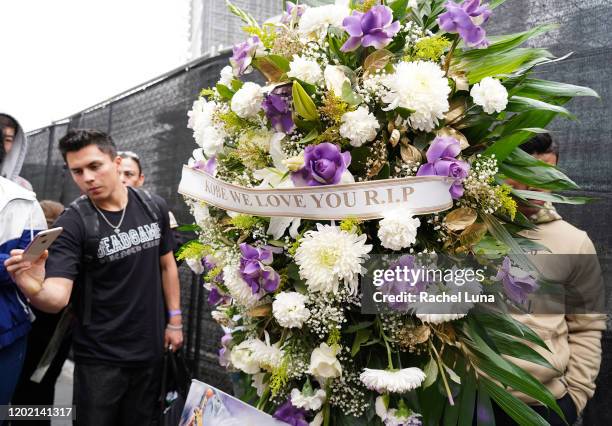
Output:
[{"xmin": 4, "ymin": 130, "xmax": 183, "ymax": 426}]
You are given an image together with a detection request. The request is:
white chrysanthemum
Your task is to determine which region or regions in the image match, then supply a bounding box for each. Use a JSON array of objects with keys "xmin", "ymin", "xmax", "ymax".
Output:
[
  {"xmin": 252, "ymin": 339, "xmax": 284, "ymax": 372},
  {"xmin": 298, "ymin": 3, "xmax": 349, "ymax": 40},
  {"xmin": 295, "ymin": 224, "xmax": 372, "ymax": 294},
  {"xmin": 339, "ymin": 106, "xmax": 380, "ymax": 147},
  {"xmin": 378, "ymin": 210, "xmax": 421, "ymax": 250},
  {"xmin": 470, "ymin": 77, "xmax": 508, "ymax": 114},
  {"xmin": 273, "ymin": 292, "xmax": 310, "ymax": 328},
  {"xmin": 382, "ymin": 61, "xmax": 451, "ymax": 132},
  {"xmin": 291, "ymin": 388, "xmax": 327, "ymax": 411},
  {"xmin": 222, "ymin": 263, "xmax": 259, "ymax": 308},
  {"xmin": 231, "ymin": 82, "xmax": 264, "ymax": 118},
  {"xmin": 187, "ymin": 98, "xmax": 226, "ymax": 156},
  {"xmin": 360, "ymin": 368, "xmax": 426, "ymax": 393},
  {"xmin": 287, "ymin": 55, "xmax": 323, "ymax": 85},
  {"xmin": 218, "ymin": 65, "xmax": 234, "ymax": 87}
]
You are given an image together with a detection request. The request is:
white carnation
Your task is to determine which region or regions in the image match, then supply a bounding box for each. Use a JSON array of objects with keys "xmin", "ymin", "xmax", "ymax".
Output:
[
  {"xmin": 339, "ymin": 106, "xmax": 380, "ymax": 147},
  {"xmin": 382, "ymin": 61, "xmax": 450, "ymax": 132},
  {"xmin": 470, "ymin": 77, "xmax": 508, "ymax": 114},
  {"xmin": 273, "ymin": 292, "xmax": 310, "ymax": 328},
  {"xmin": 378, "ymin": 210, "xmax": 421, "ymax": 250},
  {"xmin": 218, "ymin": 65, "xmax": 234, "ymax": 87},
  {"xmin": 324, "ymin": 65, "xmax": 350, "ymax": 96},
  {"xmin": 291, "ymin": 388, "xmax": 327, "ymax": 411},
  {"xmin": 295, "ymin": 224, "xmax": 372, "ymax": 294},
  {"xmin": 298, "ymin": 3, "xmax": 349, "ymax": 40},
  {"xmin": 187, "ymin": 98, "xmax": 226, "ymax": 156},
  {"xmin": 287, "ymin": 55, "xmax": 323, "ymax": 85},
  {"xmin": 231, "ymin": 82, "xmax": 263, "ymax": 118},
  {"xmin": 222, "ymin": 263, "xmax": 259, "ymax": 308},
  {"xmin": 360, "ymin": 368, "xmax": 426, "ymax": 393}
]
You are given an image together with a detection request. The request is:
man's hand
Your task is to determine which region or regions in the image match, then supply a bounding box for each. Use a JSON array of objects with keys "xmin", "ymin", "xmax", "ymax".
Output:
[
  {"xmin": 165, "ymin": 315, "xmax": 183, "ymax": 352},
  {"xmin": 164, "ymin": 328, "xmax": 184, "ymax": 352},
  {"xmin": 4, "ymin": 249, "xmax": 48, "ymax": 297}
]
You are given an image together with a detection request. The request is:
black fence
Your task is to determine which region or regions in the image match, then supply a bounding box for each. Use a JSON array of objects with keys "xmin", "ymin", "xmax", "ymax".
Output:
[{"xmin": 21, "ymin": 1, "xmax": 612, "ymax": 420}]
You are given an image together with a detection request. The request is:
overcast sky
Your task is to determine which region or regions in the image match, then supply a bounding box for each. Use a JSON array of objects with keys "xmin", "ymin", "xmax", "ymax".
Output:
[{"xmin": 1, "ymin": 0, "xmax": 190, "ymax": 132}]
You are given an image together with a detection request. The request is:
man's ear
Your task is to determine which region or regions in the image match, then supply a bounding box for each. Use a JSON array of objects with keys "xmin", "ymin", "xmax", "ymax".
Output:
[{"xmin": 138, "ymin": 174, "xmax": 145, "ymax": 186}]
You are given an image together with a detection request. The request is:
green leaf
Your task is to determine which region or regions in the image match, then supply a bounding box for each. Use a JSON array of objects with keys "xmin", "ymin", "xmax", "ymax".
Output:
[
  {"xmin": 475, "ymin": 382, "xmax": 495, "ymax": 426},
  {"xmin": 482, "ymin": 214, "xmax": 535, "ymax": 273},
  {"xmin": 444, "ymin": 365, "xmax": 461, "ymax": 384},
  {"xmin": 292, "ymin": 81, "xmax": 319, "ymax": 121},
  {"xmin": 515, "ymin": 78, "xmax": 599, "ymax": 99},
  {"xmin": 299, "ymin": 128, "xmax": 319, "ymax": 144},
  {"xmin": 340, "ymin": 81, "xmax": 363, "ymax": 106},
  {"xmin": 484, "ymin": 130, "xmax": 537, "ymax": 162},
  {"xmin": 396, "ymin": 107, "xmax": 415, "ymax": 118},
  {"xmin": 388, "ymin": 0, "xmax": 409, "ymax": 20},
  {"xmin": 459, "ymin": 25, "xmax": 555, "ymax": 60},
  {"xmin": 422, "ymin": 356, "xmax": 438, "ymax": 388},
  {"xmin": 457, "ymin": 371, "xmax": 476, "ymax": 426},
  {"xmin": 499, "ymin": 148, "xmax": 579, "ymax": 191},
  {"xmin": 216, "ymin": 83, "xmax": 234, "ymax": 100},
  {"xmin": 479, "ymin": 377, "xmax": 550, "ymax": 426},
  {"xmin": 507, "ymin": 96, "xmax": 576, "ymax": 119},
  {"xmin": 512, "ymin": 189, "xmax": 593, "ymax": 205},
  {"xmin": 344, "ymin": 321, "xmax": 374, "ymax": 333},
  {"xmin": 225, "ymin": 0, "xmax": 259, "ymax": 27},
  {"xmin": 176, "ymin": 224, "xmax": 201, "ymax": 232},
  {"xmin": 462, "ymin": 319, "xmax": 565, "ymax": 420},
  {"xmin": 487, "ymin": 329, "xmax": 557, "ymax": 371},
  {"xmin": 351, "ymin": 328, "xmax": 372, "ymax": 357},
  {"xmin": 457, "ymin": 48, "xmax": 553, "ymax": 84},
  {"xmin": 489, "ymin": 0, "xmax": 508, "ymax": 9},
  {"xmin": 473, "ymin": 311, "xmax": 548, "ymax": 349},
  {"xmin": 230, "ymin": 79, "xmax": 243, "ymax": 91}
]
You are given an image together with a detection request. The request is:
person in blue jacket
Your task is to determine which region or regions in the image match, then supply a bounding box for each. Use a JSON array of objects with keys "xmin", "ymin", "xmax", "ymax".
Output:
[{"xmin": 0, "ymin": 167, "xmax": 47, "ymax": 406}]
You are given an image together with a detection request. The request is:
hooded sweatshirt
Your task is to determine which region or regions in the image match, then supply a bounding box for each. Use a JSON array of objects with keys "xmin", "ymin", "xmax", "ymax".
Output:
[
  {"xmin": 0, "ymin": 176, "xmax": 47, "ymax": 348},
  {"xmin": 0, "ymin": 113, "xmax": 32, "ymax": 190}
]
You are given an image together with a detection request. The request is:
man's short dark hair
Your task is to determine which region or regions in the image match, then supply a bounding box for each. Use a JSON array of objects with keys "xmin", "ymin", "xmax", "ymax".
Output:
[
  {"xmin": 58, "ymin": 129, "xmax": 117, "ymax": 161},
  {"xmin": 520, "ymin": 134, "xmax": 559, "ymax": 158},
  {"xmin": 0, "ymin": 128, "xmax": 5, "ymax": 164},
  {"xmin": 0, "ymin": 114, "xmax": 18, "ymax": 131}
]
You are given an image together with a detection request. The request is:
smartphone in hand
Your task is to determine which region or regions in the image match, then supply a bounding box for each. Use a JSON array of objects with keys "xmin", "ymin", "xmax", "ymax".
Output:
[{"xmin": 22, "ymin": 227, "xmax": 63, "ymax": 262}]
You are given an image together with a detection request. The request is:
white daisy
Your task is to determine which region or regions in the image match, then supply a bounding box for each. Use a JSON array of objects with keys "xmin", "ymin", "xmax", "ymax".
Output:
[
  {"xmin": 295, "ymin": 224, "xmax": 372, "ymax": 294},
  {"xmin": 382, "ymin": 61, "xmax": 451, "ymax": 132},
  {"xmin": 360, "ymin": 368, "xmax": 426, "ymax": 393}
]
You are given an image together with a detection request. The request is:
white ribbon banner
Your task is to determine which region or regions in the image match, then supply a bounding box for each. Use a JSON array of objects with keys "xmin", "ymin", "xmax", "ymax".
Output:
[{"xmin": 178, "ymin": 166, "xmax": 454, "ymax": 220}]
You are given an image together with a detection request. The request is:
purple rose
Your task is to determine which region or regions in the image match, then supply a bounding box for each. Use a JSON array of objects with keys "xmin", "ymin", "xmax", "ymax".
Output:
[
  {"xmin": 273, "ymin": 400, "xmax": 309, "ymax": 426},
  {"xmin": 417, "ymin": 136, "xmax": 469, "ymax": 199},
  {"xmin": 291, "ymin": 143, "xmax": 351, "ymax": 187},
  {"xmin": 239, "ymin": 243, "xmax": 280, "ymax": 294},
  {"xmin": 437, "ymin": 0, "xmax": 492, "ymax": 48},
  {"xmin": 341, "ymin": 5, "xmax": 401, "ymax": 52},
  {"xmin": 230, "ymin": 36, "xmax": 262, "ymax": 76},
  {"xmin": 496, "ymin": 256, "xmax": 539, "ymax": 304},
  {"xmin": 262, "ymin": 84, "xmax": 295, "ymax": 133}
]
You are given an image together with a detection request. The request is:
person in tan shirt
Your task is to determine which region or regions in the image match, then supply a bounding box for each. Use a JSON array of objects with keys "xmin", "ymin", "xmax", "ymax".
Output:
[{"xmin": 499, "ymin": 134, "xmax": 606, "ymax": 425}]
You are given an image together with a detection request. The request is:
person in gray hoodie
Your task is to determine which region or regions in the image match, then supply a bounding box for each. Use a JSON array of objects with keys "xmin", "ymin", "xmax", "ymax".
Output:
[{"xmin": 0, "ymin": 113, "xmax": 33, "ymax": 190}]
